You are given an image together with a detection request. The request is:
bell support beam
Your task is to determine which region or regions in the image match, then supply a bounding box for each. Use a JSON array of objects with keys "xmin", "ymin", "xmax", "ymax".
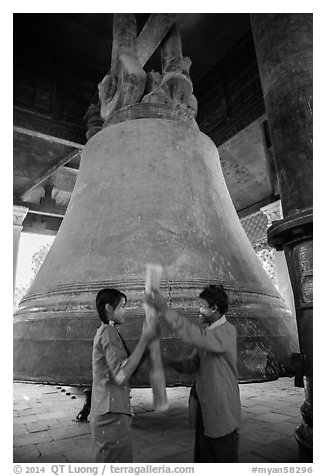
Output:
[
  {"xmin": 250, "ymin": 13, "xmax": 313, "ymax": 459},
  {"xmin": 87, "ymin": 14, "xmax": 187, "ymax": 133},
  {"xmin": 136, "ymin": 14, "xmax": 186, "ymax": 68}
]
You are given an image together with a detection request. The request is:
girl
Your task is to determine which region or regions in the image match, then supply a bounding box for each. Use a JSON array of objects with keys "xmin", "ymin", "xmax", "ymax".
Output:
[{"xmin": 91, "ymin": 288, "xmax": 158, "ymax": 462}]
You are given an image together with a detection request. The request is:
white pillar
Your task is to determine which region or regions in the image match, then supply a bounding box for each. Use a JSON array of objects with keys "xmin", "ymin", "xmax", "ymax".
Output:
[
  {"xmin": 260, "ymin": 200, "xmax": 296, "ymax": 317},
  {"xmin": 13, "ymin": 205, "xmax": 28, "ymax": 295}
]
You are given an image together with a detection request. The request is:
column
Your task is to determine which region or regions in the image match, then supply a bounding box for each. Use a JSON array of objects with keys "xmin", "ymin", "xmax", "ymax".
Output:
[
  {"xmin": 13, "ymin": 205, "xmax": 28, "ymax": 295},
  {"xmin": 260, "ymin": 201, "xmax": 296, "ymax": 318},
  {"xmin": 251, "ymin": 13, "xmax": 313, "ymax": 458}
]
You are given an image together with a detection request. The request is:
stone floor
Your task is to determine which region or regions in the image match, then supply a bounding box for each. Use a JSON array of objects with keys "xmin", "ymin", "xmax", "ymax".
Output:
[{"xmin": 13, "ymin": 377, "xmax": 312, "ymax": 464}]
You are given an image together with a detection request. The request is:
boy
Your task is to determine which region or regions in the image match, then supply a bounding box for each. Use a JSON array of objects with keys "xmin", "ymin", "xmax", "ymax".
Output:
[
  {"xmin": 145, "ymin": 284, "xmax": 241, "ymax": 463},
  {"xmin": 91, "ymin": 288, "xmax": 158, "ymax": 463}
]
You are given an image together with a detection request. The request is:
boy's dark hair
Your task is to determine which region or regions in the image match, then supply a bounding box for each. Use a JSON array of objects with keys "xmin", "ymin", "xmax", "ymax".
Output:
[
  {"xmin": 199, "ymin": 284, "xmax": 229, "ymax": 315},
  {"xmin": 96, "ymin": 288, "xmax": 127, "ymax": 323}
]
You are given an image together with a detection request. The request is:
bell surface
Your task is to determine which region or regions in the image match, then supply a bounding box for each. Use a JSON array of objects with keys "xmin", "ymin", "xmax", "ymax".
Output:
[{"xmin": 14, "ymin": 103, "xmax": 298, "ymax": 387}]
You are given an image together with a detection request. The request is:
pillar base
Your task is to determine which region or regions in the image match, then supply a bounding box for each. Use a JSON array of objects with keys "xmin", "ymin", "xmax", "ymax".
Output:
[{"xmin": 295, "ymin": 423, "xmax": 313, "ymax": 462}]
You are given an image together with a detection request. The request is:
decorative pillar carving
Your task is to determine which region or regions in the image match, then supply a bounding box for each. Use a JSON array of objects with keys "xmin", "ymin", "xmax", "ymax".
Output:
[
  {"xmin": 261, "ymin": 201, "xmax": 296, "ymax": 318},
  {"xmin": 251, "ymin": 13, "xmax": 313, "ymax": 458},
  {"xmin": 13, "ymin": 205, "xmax": 28, "ymax": 294},
  {"xmin": 84, "ymin": 101, "xmax": 104, "ymax": 141}
]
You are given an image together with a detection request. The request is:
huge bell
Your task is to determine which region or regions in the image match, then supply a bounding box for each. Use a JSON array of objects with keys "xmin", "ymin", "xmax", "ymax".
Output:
[
  {"xmin": 14, "ymin": 14, "xmax": 298, "ymax": 386},
  {"xmin": 14, "ymin": 100, "xmax": 298, "ymax": 387}
]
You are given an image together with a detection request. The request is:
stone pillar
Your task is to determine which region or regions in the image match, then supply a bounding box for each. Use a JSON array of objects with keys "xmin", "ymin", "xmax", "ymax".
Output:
[
  {"xmin": 260, "ymin": 201, "xmax": 295, "ymax": 318},
  {"xmin": 251, "ymin": 14, "xmax": 313, "ymax": 458},
  {"xmin": 13, "ymin": 205, "xmax": 28, "ymax": 294}
]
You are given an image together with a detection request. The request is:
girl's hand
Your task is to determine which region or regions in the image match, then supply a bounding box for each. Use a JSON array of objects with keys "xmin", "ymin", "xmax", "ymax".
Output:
[{"xmin": 141, "ymin": 319, "xmax": 160, "ymax": 344}]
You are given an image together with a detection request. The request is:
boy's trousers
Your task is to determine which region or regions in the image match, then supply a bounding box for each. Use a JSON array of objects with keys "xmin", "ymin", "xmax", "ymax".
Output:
[{"xmin": 194, "ymin": 403, "xmax": 239, "ymax": 463}]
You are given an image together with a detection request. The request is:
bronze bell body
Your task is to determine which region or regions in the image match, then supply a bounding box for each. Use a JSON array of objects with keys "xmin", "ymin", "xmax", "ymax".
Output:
[{"xmin": 14, "ymin": 101, "xmax": 298, "ymax": 387}]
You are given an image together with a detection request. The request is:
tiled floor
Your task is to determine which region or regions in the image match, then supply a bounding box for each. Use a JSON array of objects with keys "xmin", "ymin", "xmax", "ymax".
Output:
[{"xmin": 13, "ymin": 378, "xmax": 312, "ymax": 463}]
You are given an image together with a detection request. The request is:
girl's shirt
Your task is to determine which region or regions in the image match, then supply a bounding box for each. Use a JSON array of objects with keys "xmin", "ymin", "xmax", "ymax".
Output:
[{"xmin": 91, "ymin": 323, "xmax": 132, "ymax": 416}]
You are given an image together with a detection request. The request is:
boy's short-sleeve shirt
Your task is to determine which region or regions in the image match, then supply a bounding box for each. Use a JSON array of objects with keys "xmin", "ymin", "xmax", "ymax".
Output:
[{"xmin": 91, "ymin": 323, "xmax": 132, "ymax": 417}]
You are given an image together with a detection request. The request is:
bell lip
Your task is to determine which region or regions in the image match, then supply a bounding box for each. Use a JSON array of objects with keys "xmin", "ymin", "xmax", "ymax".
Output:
[
  {"xmin": 102, "ymin": 102, "xmax": 198, "ymax": 128},
  {"xmin": 13, "ymin": 308, "xmax": 297, "ymax": 387},
  {"xmin": 13, "ymin": 375, "xmax": 281, "ymax": 387}
]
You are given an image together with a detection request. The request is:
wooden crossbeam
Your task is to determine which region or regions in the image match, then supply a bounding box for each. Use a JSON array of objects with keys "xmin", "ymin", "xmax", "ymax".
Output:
[
  {"xmin": 13, "ymin": 198, "xmax": 67, "ymax": 218},
  {"xmin": 13, "ymin": 125, "xmax": 84, "ymax": 150},
  {"xmin": 237, "ymin": 197, "xmax": 276, "ymax": 219},
  {"xmin": 20, "ymin": 149, "xmax": 81, "ymax": 199},
  {"xmin": 136, "ymin": 13, "xmax": 186, "ymax": 67}
]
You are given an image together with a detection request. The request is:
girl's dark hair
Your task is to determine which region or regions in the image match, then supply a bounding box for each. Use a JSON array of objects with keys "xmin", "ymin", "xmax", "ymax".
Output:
[
  {"xmin": 199, "ymin": 284, "xmax": 229, "ymax": 315},
  {"xmin": 96, "ymin": 288, "xmax": 127, "ymax": 323}
]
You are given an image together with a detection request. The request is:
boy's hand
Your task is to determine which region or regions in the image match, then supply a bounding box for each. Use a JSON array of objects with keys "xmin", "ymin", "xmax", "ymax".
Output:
[{"xmin": 144, "ymin": 289, "xmax": 168, "ymax": 313}]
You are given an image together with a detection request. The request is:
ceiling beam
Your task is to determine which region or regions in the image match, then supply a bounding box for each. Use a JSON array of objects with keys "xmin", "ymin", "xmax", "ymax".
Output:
[
  {"xmin": 14, "ymin": 125, "xmax": 84, "ymax": 150},
  {"xmin": 48, "ymin": 166, "xmax": 78, "ymax": 192},
  {"xmin": 21, "ymin": 149, "xmax": 81, "ymax": 199},
  {"xmin": 237, "ymin": 196, "xmax": 279, "ymax": 219},
  {"xmin": 13, "ymin": 198, "xmax": 67, "ymax": 218},
  {"xmin": 136, "ymin": 13, "xmax": 186, "ymax": 67}
]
